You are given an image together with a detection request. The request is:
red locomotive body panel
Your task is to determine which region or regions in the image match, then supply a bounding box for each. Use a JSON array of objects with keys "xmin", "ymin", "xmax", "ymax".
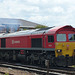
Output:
[
  {"xmin": 6, "ymin": 35, "xmax": 31, "ymax": 48},
  {"xmin": 6, "ymin": 36, "xmax": 31, "ymax": 48},
  {"xmin": 6, "ymin": 36, "xmax": 26, "ymax": 48}
]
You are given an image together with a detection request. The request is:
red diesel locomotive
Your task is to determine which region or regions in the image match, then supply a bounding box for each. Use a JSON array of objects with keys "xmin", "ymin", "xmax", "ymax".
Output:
[{"xmin": 0, "ymin": 25, "xmax": 75, "ymax": 67}]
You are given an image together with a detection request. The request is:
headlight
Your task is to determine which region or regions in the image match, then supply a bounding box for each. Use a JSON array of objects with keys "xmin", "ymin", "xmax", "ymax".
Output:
[{"xmin": 57, "ymin": 49, "xmax": 62, "ymax": 53}]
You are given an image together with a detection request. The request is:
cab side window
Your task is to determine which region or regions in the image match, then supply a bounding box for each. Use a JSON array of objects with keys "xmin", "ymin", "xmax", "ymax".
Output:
[{"xmin": 48, "ymin": 35, "xmax": 54, "ymax": 42}]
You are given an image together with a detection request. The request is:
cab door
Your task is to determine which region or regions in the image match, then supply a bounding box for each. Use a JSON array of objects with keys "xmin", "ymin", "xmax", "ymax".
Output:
[{"xmin": 45, "ymin": 35, "xmax": 55, "ymax": 48}]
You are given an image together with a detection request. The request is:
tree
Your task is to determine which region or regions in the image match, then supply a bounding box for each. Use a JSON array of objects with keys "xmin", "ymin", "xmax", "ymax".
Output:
[{"xmin": 35, "ymin": 25, "xmax": 48, "ymax": 28}]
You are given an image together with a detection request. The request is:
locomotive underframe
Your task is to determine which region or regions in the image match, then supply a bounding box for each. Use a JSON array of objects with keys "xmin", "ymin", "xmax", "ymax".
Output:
[
  {"xmin": 0, "ymin": 48, "xmax": 74, "ymax": 67},
  {"xmin": 0, "ymin": 48, "xmax": 55, "ymax": 66}
]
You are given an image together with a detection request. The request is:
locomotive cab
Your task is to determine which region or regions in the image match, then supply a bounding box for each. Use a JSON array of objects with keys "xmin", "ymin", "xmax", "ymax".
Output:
[{"xmin": 55, "ymin": 27, "xmax": 75, "ymax": 67}]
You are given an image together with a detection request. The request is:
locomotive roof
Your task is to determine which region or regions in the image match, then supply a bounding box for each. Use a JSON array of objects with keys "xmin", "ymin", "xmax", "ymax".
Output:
[
  {"xmin": 31, "ymin": 25, "xmax": 75, "ymax": 35},
  {"xmin": 0, "ymin": 29, "xmax": 38, "ymax": 38},
  {"xmin": 47, "ymin": 25, "xmax": 75, "ymax": 34},
  {"xmin": 0, "ymin": 25, "xmax": 74, "ymax": 38}
]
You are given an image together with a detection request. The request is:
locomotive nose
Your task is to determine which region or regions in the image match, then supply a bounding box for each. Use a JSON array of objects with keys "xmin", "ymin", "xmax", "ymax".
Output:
[
  {"xmin": 55, "ymin": 42, "xmax": 75, "ymax": 66},
  {"xmin": 55, "ymin": 42, "xmax": 75, "ymax": 57}
]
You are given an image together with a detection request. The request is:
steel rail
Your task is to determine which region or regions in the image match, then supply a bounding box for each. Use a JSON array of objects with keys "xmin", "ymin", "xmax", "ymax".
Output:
[{"xmin": 0, "ymin": 62, "xmax": 75, "ymax": 75}]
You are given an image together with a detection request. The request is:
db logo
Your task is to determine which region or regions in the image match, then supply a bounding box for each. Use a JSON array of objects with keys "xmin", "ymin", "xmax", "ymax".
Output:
[{"xmin": 12, "ymin": 40, "xmax": 20, "ymax": 44}]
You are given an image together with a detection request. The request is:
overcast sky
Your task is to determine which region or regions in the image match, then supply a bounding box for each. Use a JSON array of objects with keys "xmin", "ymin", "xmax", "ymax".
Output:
[{"xmin": 0, "ymin": 0, "xmax": 75, "ymax": 27}]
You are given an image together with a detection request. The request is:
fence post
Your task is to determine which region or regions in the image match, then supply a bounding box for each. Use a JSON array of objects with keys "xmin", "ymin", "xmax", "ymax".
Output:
[{"xmin": 45, "ymin": 60, "xmax": 49, "ymax": 75}]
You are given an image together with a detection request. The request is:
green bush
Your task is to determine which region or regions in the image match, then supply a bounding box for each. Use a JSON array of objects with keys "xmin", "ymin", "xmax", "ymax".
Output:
[{"xmin": 35, "ymin": 25, "xmax": 48, "ymax": 28}]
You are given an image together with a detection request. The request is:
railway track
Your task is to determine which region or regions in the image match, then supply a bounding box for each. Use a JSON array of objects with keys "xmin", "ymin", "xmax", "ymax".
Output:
[{"xmin": 0, "ymin": 62, "xmax": 75, "ymax": 75}]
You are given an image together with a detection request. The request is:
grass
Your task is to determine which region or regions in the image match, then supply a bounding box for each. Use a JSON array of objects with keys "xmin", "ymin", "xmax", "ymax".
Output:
[{"xmin": 4, "ymin": 73, "xmax": 9, "ymax": 75}]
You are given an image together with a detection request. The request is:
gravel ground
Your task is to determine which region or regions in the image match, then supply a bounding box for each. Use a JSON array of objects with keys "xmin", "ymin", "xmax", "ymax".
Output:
[{"xmin": 0, "ymin": 67, "xmax": 39, "ymax": 75}]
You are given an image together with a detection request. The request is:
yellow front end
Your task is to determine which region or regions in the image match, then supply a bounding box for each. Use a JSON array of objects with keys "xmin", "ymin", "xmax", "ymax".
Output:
[
  {"xmin": 55, "ymin": 42, "xmax": 75, "ymax": 66},
  {"xmin": 55, "ymin": 42, "xmax": 75, "ymax": 57}
]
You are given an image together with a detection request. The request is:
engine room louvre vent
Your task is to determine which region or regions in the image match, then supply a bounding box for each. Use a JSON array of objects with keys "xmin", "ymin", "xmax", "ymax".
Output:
[
  {"xmin": 31, "ymin": 38, "xmax": 42, "ymax": 48},
  {"xmin": 1, "ymin": 38, "xmax": 6, "ymax": 48}
]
